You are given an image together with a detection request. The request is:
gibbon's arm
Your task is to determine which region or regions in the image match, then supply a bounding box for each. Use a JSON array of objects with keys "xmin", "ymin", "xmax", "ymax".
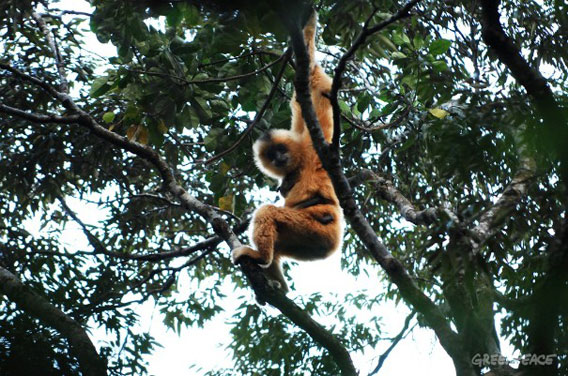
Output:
[
  {"xmin": 290, "ymin": 11, "xmax": 334, "ymax": 142},
  {"xmin": 292, "ymin": 194, "xmax": 335, "ymax": 224},
  {"xmin": 278, "ymin": 170, "xmax": 299, "ymax": 197},
  {"xmin": 293, "ymin": 193, "xmax": 333, "ymax": 209},
  {"xmin": 253, "ymin": 129, "xmax": 303, "ymax": 179}
]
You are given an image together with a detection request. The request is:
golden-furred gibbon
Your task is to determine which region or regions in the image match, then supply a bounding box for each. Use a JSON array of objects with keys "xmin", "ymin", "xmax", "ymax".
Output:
[{"xmin": 232, "ymin": 11, "xmax": 344, "ymax": 292}]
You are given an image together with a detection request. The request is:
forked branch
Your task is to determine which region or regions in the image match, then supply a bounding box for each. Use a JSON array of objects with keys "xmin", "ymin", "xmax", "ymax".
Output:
[
  {"xmin": 0, "ymin": 63, "xmax": 357, "ymax": 376},
  {"xmin": 285, "ymin": 10, "xmax": 476, "ymax": 376}
]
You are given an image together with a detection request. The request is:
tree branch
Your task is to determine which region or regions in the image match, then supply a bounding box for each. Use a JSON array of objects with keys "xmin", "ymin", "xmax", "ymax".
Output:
[
  {"xmin": 471, "ymin": 128, "xmax": 536, "ymax": 249},
  {"xmin": 56, "ymin": 194, "xmax": 247, "ymax": 262},
  {"xmin": 1, "ymin": 63, "xmax": 357, "ymax": 376},
  {"xmin": 330, "ymin": 0, "xmax": 422, "ymax": 150},
  {"xmin": 128, "ymin": 49, "xmax": 289, "ymax": 86},
  {"xmin": 32, "ymin": 12, "xmax": 69, "ymax": 93},
  {"xmin": 237, "ymin": 258, "xmax": 357, "ymax": 376},
  {"xmin": 357, "ymin": 169, "xmax": 443, "ymax": 226},
  {"xmin": 57, "ymin": 195, "xmax": 108, "ymax": 253},
  {"xmin": 477, "ymin": 0, "xmax": 568, "ymax": 183},
  {"xmin": 0, "ymin": 266, "xmax": 106, "ymax": 376},
  {"xmin": 0, "ymin": 103, "xmax": 80, "ymax": 123},
  {"xmin": 343, "ymin": 105, "xmax": 411, "ymax": 133},
  {"xmin": 197, "ymin": 49, "xmax": 280, "ymax": 68},
  {"xmin": 285, "ymin": 14, "xmax": 476, "ymax": 376},
  {"xmin": 369, "ymin": 311, "xmax": 416, "ymax": 376},
  {"xmin": 45, "ymin": 8, "xmax": 93, "ymax": 17}
]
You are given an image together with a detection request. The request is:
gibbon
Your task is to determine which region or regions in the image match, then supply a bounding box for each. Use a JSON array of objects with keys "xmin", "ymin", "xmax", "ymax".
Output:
[{"xmin": 232, "ymin": 12, "xmax": 344, "ymax": 292}]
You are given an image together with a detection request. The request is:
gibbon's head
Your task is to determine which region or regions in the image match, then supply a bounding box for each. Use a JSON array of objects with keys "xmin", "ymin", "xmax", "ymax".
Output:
[{"xmin": 253, "ymin": 129, "xmax": 303, "ymax": 179}]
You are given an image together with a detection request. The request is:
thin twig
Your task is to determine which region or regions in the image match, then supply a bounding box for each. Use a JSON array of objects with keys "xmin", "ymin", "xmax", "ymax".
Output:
[
  {"xmin": 0, "ymin": 103, "xmax": 80, "ymax": 123},
  {"xmin": 330, "ymin": 0, "xmax": 422, "ymax": 150},
  {"xmin": 57, "ymin": 195, "xmax": 108, "ymax": 253},
  {"xmin": 345, "ymin": 105, "xmax": 411, "ymax": 133},
  {"xmin": 369, "ymin": 311, "xmax": 416, "ymax": 375},
  {"xmin": 32, "ymin": 12, "xmax": 69, "ymax": 93},
  {"xmin": 46, "ymin": 8, "xmax": 93, "ymax": 17},
  {"xmin": 202, "ymin": 48, "xmax": 292, "ymax": 164},
  {"xmin": 197, "ymin": 49, "xmax": 280, "ymax": 68},
  {"xmin": 127, "ymin": 51, "xmax": 288, "ymax": 86}
]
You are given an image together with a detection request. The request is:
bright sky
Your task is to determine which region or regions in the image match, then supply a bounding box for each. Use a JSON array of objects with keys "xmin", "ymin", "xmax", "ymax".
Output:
[{"xmin": 29, "ymin": 1, "xmax": 519, "ymax": 375}]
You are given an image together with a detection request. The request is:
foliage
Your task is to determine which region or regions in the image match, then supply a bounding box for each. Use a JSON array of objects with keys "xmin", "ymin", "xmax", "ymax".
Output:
[{"xmin": 0, "ymin": 0, "xmax": 566, "ymax": 375}]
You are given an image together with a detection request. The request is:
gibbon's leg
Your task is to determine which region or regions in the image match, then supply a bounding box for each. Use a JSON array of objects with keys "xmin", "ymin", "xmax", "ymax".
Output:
[
  {"xmin": 232, "ymin": 204, "xmax": 339, "ymax": 290},
  {"xmin": 271, "ymin": 206, "xmax": 340, "ymax": 261},
  {"xmin": 233, "ymin": 204, "xmax": 339, "ymax": 263},
  {"xmin": 231, "ymin": 204, "xmax": 281, "ymax": 268}
]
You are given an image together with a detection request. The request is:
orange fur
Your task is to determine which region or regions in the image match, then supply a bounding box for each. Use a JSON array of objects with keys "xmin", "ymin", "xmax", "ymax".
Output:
[{"xmin": 232, "ymin": 12, "xmax": 343, "ymax": 292}]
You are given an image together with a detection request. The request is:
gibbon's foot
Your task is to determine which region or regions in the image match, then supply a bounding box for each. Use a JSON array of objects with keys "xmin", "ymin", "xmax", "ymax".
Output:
[
  {"xmin": 266, "ymin": 279, "xmax": 283, "ymax": 290},
  {"xmin": 231, "ymin": 245, "xmax": 271, "ymax": 268},
  {"xmin": 264, "ymin": 260, "xmax": 289, "ymax": 292}
]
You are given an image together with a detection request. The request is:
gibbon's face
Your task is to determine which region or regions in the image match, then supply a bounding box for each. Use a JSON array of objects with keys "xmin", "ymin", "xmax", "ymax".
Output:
[
  {"xmin": 264, "ymin": 143, "xmax": 290, "ymax": 168},
  {"xmin": 253, "ymin": 129, "xmax": 303, "ymax": 178}
]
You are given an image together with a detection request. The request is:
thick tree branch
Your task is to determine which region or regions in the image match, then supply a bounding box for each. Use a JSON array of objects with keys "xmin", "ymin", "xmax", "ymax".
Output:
[
  {"xmin": 471, "ymin": 130, "xmax": 536, "ymax": 249},
  {"xmin": 1, "ymin": 63, "xmax": 356, "ymax": 376},
  {"xmin": 0, "ymin": 266, "xmax": 106, "ymax": 376},
  {"xmin": 285, "ymin": 15, "xmax": 476, "ymax": 376},
  {"xmin": 522, "ymin": 218, "xmax": 568, "ymax": 376},
  {"xmin": 237, "ymin": 258, "xmax": 357, "ymax": 376},
  {"xmin": 477, "ymin": 0, "xmax": 568, "ymax": 183}
]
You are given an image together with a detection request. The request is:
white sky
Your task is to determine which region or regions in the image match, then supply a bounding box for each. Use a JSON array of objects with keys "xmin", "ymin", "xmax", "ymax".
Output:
[{"xmin": 24, "ymin": 1, "xmax": 525, "ymax": 375}]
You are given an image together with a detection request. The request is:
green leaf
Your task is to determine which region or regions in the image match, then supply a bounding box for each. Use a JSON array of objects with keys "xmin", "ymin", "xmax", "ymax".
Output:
[
  {"xmin": 391, "ymin": 51, "xmax": 407, "ymax": 60},
  {"xmin": 102, "ymin": 112, "xmax": 115, "ymax": 123},
  {"xmin": 429, "ymin": 108, "xmax": 449, "ymax": 119},
  {"xmin": 377, "ymin": 34, "xmax": 397, "ymax": 51},
  {"xmin": 432, "ymin": 60, "xmax": 448, "ymax": 72},
  {"xmin": 357, "ymin": 94, "xmax": 371, "ymax": 112},
  {"xmin": 413, "ymin": 35, "xmax": 424, "ymax": 49},
  {"xmin": 166, "ymin": 8, "xmax": 182, "ymax": 27},
  {"xmin": 429, "ymin": 39, "xmax": 452, "ymax": 56},
  {"xmin": 90, "ymin": 77, "xmax": 110, "ymax": 97},
  {"xmin": 339, "ymin": 100, "xmax": 350, "ymax": 114}
]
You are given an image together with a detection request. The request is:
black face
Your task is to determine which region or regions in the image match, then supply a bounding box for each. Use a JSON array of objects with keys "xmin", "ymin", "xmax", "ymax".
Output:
[{"xmin": 265, "ymin": 143, "xmax": 289, "ymax": 168}]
